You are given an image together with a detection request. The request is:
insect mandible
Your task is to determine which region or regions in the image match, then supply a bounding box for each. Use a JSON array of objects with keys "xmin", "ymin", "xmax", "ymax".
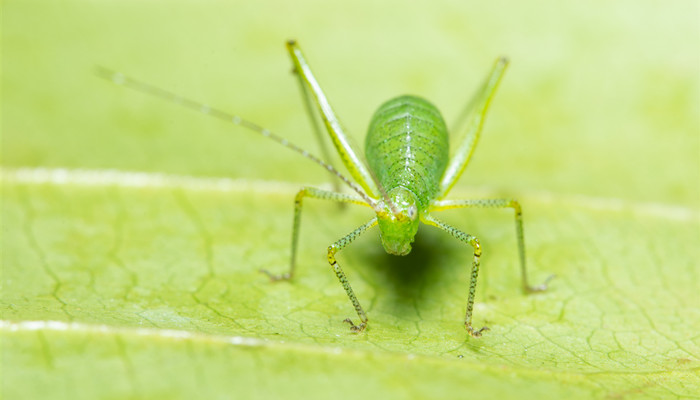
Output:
[{"xmin": 99, "ymin": 40, "xmax": 551, "ymax": 338}]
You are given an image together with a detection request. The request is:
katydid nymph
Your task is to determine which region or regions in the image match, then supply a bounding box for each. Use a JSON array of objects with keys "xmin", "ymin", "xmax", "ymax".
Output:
[{"xmin": 98, "ymin": 40, "xmax": 550, "ymax": 338}]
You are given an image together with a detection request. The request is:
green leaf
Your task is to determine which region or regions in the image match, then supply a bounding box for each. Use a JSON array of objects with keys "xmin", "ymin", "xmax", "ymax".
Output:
[{"xmin": 3, "ymin": 1, "xmax": 699, "ymax": 399}]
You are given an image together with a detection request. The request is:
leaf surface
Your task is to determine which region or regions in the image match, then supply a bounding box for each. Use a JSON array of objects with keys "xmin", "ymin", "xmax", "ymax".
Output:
[{"xmin": 2, "ymin": 1, "xmax": 699, "ymax": 399}]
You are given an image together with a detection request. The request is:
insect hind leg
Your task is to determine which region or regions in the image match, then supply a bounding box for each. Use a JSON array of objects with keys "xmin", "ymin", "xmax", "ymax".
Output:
[
  {"xmin": 289, "ymin": 58, "xmax": 344, "ymax": 197},
  {"xmin": 439, "ymin": 58, "xmax": 509, "ymax": 198}
]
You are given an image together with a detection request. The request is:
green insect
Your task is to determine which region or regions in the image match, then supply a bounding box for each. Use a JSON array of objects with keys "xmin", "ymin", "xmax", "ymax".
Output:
[{"xmin": 99, "ymin": 40, "xmax": 550, "ymax": 338}]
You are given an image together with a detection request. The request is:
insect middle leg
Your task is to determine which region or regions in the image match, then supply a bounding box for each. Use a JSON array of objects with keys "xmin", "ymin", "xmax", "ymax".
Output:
[
  {"xmin": 429, "ymin": 199, "xmax": 552, "ymax": 292},
  {"xmin": 421, "ymin": 214, "xmax": 488, "ymax": 337},
  {"xmin": 260, "ymin": 187, "xmax": 369, "ymax": 281}
]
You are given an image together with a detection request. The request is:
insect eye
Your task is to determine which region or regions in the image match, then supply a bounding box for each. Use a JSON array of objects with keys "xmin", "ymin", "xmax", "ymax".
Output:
[{"xmin": 407, "ymin": 205, "xmax": 417, "ymax": 220}]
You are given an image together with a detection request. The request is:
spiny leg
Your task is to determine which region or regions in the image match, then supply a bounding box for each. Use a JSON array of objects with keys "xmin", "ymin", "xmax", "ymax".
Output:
[
  {"xmin": 327, "ymin": 218, "xmax": 378, "ymax": 332},
  {"xmin": 285, "ymin": 40, "xmax": 378, "ymax": 198},
  {"xmin": 421, "ymin": 214, "xmax": 488, "ymax": 338},
  {"xmin": 439, "ymin": 58, "xmax": 509, "ymax": 198},
  {"xmin": 261, "ymin": 187, "xmax": 370, "ymax": 281},
  {"xmin": 290, "ymin": 61, "xmax": 343, "ymax": 195},
  {"xmin": 430, "ymin": 199, "xmax": 552, "ymax": 293}
]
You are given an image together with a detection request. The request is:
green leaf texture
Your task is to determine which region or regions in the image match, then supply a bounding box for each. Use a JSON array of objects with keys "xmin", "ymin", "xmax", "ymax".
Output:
[{"xmin": 3, "ymin": 1, "xmax": 699, "ymax": 399}]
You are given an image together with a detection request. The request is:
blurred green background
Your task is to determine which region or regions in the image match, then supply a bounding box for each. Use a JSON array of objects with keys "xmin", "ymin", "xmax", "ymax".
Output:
[
  {"xmin": 4, "ymin": 0, "xmax": 698, "ymax": 204},
  {"xmin": 3, "ymin": 1, "xmax": 699, "ymax": 399}
]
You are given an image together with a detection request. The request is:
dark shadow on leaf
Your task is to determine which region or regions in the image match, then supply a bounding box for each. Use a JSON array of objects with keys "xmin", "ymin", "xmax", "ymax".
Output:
[{"xmin": 356, "ymin": 229, "xmax": 457, "ymax": 310}]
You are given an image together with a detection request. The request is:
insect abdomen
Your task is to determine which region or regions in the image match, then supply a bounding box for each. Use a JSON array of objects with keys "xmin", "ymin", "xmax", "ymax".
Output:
[{"xmin": 365, "ymin": 95, "xmax": 449, "ymax": 208}]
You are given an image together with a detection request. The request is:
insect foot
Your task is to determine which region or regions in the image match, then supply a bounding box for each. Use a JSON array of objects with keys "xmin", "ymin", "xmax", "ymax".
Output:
[
  {"xmin": 259, "ymin": 269, "xmax": 292, "ymax": 282},
  {"xmin": 343, "ymin": 318, "xmax": 367, "ymax": 333},
  {"xmin": 525, "ymin": 274, "xmax": 556, "ymax": 293},
  {"xmin": 466, "ymin": 324, "xmax": 489, "ymax": 338}
]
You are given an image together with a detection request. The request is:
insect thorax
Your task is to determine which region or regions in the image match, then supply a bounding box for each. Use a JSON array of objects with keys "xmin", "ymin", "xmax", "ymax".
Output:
[{"xmin": 365, "ymin": 95, "xmax": 449, "ymax": 211}]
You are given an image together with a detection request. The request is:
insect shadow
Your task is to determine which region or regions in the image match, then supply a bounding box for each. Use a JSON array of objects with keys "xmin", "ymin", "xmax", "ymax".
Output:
[
  {"xmin": 352, "ymin": 228, "xmax": 458, "ymax": 312},
  {"xmin": 376, "ymin": 232, "xmax": 444, "ymax": 293}
]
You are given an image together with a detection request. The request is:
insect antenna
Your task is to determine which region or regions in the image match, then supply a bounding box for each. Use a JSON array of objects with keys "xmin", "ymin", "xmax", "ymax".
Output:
[
  {"xmin": 95, "ymin": 66, "xmax": 381, "ymax": 211},
  {"xmin": 367, "ymin": 167, "xmax": 400, "ymax": 216}
]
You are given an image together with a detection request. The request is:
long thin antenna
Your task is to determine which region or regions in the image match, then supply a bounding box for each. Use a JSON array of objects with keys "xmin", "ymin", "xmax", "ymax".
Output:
[
  {"xmin": 367, "ymin": 167, "xmax": 400, "ymax": 216},
  {"xmin": 96, "ymin": 66, "xmax": 381, "ymax": 211}
]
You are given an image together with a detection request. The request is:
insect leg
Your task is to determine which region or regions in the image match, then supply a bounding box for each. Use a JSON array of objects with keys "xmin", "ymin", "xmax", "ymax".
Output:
[
  {"xmin": 421, "ymin": 214, "xmax": 488, "ymax": 338},
  {"xmin": 261, "ymin": 187, "xmax": 371, "ymax": 281},
  {"xmin": 327, "ymin": 218, "xmax": 378, "ymax": 332},
  {"xmin": 430, "ymin": 199, "xmax": 553, "ymax": 293},
  {"xmin": 286, "ymin": 40, "xmax": 378, "ymax": 198},
  {"xmin": 439, "ymin": 58, "xmax": 509, "ymax": 198},
  {"xmin": 290, "ymin": 60, "xmax": 343, "ymax": 195}
]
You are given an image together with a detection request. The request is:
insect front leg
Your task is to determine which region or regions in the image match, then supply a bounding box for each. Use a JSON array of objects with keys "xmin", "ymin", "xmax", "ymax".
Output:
[
  {"xmin": 327, "ymin": 218, "xmax": 378, "ymax": 332},
  {"xmin": 422, "ymin": 214, "xmax": 488, "ymax": 338},
  {"xmin": 261, "ymin": 187, "xmax": 369, "ymax": 281},
  {"xmin": 430, "ymin": 199, "xmax": 553, "ymax": 293}
]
